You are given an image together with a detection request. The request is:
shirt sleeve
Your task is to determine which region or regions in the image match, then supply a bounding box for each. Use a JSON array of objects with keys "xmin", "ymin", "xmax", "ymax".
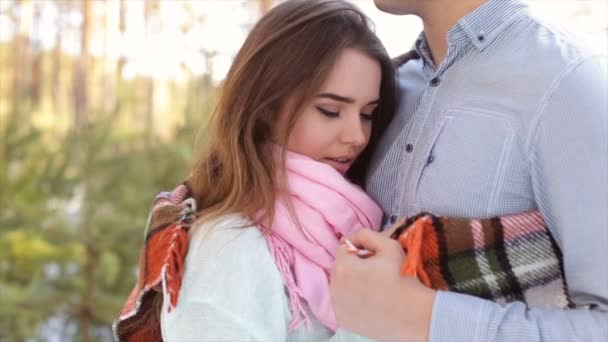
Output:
[{"xmin": 429, "ymin": 55, "xmax": 608, "ymax": 342}]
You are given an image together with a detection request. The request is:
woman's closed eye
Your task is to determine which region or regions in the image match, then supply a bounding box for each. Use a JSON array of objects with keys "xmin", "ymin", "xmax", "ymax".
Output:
[
  {"xmin": 360, "ymin": 112, "xmax": 373, "ymax": 121},
  {"xmin": 360, "ymin": 104, "xmax": 377, "ymax": 121},
  {"xmin": 316, "ymin": 105, "xmax": 339, "ymax": 118},
  {"xmin": 316, "ymin": 105, "xmax": 374, "ymax": 121}
]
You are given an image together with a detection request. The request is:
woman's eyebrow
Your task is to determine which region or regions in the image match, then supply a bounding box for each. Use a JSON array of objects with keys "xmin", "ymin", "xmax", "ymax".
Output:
[{"xmin": 317, "ymin": 93, "xmax": 380, "ymax": 105}]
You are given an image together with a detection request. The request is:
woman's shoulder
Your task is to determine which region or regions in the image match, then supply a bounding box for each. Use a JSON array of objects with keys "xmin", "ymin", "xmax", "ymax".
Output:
[
  {"xmin": 162, "ymin": 214, "xmax": 293, "ymax": 340},
  {"xmin": 183, "ymin": 213, "xmax": 280, "ymax": 289},
  {"xmin": 188, "ymin": 213, "xmax": 267, "ymax": 255}
]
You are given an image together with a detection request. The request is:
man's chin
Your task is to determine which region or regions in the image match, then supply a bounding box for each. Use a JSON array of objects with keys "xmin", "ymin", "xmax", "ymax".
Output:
[{"xmin": 373, "ymin": 0, "xmax": 415, "ymax": 15}]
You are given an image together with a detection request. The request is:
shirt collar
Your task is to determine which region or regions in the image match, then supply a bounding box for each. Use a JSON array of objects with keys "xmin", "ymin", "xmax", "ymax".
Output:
[
  {"xmin": 414, "ymin": 31, "xmax": 433, "ymax": 66},
  {"xmin": 414, "ymin": 0, "xmax": 528, "ymax": 64},
  {"xmin": 453, "ymin": 0, "xmax": 528, "ymax": 50}
]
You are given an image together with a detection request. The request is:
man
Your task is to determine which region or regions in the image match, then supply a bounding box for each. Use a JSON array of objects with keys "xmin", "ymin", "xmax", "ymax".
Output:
[{"xmin": 330, "ymin": 0, "xmax": 608, "ymax": 341}]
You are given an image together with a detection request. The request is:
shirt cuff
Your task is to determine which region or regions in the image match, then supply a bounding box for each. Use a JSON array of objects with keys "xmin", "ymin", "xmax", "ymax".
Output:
[{"xmin": 429, "ymin": 291, "xmax": 499, "ymax": 342}]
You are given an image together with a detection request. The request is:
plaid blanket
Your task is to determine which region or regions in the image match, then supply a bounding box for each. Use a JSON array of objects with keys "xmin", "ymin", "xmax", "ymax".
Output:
[
  {"xmin": 391, "ymin": 212, "xmax": 572, "ymax": 308},
  {"xmin": 113, "ymin": 185, "xmax": 572, "ymax": 341},
  {"xmin": 113, "ymin": 183, "xmax": 196, "ymax": 342}
]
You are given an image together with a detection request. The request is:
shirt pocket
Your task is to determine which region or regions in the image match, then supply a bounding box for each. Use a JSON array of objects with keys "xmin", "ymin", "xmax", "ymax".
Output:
[{"xmin": 413, "ymin": 108, "xmax": 515, "ymax": 216}]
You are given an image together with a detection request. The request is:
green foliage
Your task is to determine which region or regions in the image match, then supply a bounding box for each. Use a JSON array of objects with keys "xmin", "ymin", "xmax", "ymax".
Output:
[{"xmin": 0, "ymin": 87, "xmax": 211, "ymax": 340}]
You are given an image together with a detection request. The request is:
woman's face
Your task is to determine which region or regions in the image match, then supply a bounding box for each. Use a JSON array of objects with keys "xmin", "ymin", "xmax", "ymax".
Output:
[{"xmin": 278, "ymin": 48, "xmax": 382, "ymax": 175}]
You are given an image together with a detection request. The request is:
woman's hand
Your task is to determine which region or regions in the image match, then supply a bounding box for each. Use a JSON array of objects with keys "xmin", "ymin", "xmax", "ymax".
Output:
[{"xmin": 330, "ymin": 229, "xmax": 436, "ymax": 342}]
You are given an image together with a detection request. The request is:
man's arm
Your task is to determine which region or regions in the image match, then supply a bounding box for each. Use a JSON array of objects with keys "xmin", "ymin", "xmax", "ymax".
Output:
[
  {"xmin": 331, "ymin": 56, "xmax": 608, "ymax": 342},
  {"xmin": 430, "ymin": 54, "xmax": 608, "ymax": 342}
]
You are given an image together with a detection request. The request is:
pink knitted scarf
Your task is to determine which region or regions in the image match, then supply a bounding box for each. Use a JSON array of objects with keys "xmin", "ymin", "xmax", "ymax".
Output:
[{"xmin": 261, "ymin": 150, "xmax": 382, "ymax": 332}]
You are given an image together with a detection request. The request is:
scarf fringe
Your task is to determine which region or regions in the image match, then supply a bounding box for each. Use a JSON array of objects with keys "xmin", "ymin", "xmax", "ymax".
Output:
[
  {"xmin": 399, "ymin": 215, "xmax": 433, "ymax": 286},
  {"xmin": 264, "ymin": 233, "xmax": 312, "ymax": 332},
  {"xmin": 162, "ymin": 223, "xmax": 190, "ymax": 312}
]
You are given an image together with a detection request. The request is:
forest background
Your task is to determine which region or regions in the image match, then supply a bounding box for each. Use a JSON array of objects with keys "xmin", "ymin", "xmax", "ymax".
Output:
[{"xmin": 1, "ymin": 0, "xmax": 606, "ymax": 341}]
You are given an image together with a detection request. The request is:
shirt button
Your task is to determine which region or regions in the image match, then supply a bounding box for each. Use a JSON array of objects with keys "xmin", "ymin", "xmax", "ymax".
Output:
[
  {"xmin": 427, "ymin": 154, "xmax": 435, "ymax": 164},
  {"xmin": 477, "ymin": 34, "xmax": 485, "ymax": 42},
  {"xmin": 430, "ymin": 77, "xmax": 440, "ymax": 86},
  {"xmin": 389, "ymin": 215, "xmax": 397, "ymax": 224},
  {"xmin": 405, "ymin": 143, "xmax": 414, "ymax": 152}
]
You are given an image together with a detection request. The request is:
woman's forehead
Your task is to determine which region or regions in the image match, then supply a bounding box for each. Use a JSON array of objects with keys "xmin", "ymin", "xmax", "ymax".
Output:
[{"xmin": 317, "ymin": 48, "xmax": 382, "ymax": 104}]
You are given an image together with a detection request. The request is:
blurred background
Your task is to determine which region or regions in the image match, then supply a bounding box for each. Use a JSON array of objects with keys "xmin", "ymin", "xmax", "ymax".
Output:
[{"xmin": 0, "ymin": 0, "xmax": 606, "ymax": 341}]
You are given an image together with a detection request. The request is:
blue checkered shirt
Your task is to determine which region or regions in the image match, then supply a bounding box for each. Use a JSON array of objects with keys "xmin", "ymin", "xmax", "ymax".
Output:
[{"xmin": 366, "ymin": 0, "xmax": 608, "ymax": 341}]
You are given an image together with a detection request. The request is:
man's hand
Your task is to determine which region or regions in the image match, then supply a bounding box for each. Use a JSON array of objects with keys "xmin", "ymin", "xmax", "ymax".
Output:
[{"xmin": 330, "ymin": 229, "xmax": 436, "ymax": 342}]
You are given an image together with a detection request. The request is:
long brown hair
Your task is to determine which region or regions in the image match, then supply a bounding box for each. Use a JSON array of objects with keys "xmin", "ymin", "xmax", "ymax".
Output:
[{"xmin": 189, "ymin": 0, "xmax": 397, "ymax": 228}]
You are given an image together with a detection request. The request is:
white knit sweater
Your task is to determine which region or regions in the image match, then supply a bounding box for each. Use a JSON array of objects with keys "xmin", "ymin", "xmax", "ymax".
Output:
[{"xmin": 160, "ymin": 214, "xmax": 376, "ymax": 342}]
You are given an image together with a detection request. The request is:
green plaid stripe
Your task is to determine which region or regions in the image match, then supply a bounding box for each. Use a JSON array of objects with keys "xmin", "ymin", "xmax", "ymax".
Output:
[{"xmin": 434, "ymin": 214, "xmax": 570, "ymax": 308}]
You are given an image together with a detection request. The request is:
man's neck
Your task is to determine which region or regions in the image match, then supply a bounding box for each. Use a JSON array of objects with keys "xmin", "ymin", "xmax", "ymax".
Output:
[{"xmin": 418, "ymin": 0, "xmax": 488, "ymax": 67}]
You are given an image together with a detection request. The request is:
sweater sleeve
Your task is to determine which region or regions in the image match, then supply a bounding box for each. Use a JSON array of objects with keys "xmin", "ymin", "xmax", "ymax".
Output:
[{"xmin": 160, "ymin": 216, "xmax": 291, "ymax": 341}]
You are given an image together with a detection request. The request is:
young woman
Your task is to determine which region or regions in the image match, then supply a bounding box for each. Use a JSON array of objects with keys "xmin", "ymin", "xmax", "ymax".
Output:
[{"xmin": 116, "ymin": 0, "xmax": 397, "ymax": 341}]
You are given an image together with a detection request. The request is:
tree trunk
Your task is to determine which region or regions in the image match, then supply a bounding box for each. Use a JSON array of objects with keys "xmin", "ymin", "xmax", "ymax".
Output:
[
  {"xmin": 73, "ymin": 0, "xmax": 91, "ymax": 129},
  {"xmin": 143, "ymin": 0, "xmax": 157, "ymax": 141},
  {"xmin": 116, "ymin": 0, "xmax": 126, "ymax": 80},
  {"xmin": 30, "ymin": 1, "xmax": 43, "ymax": 106},
  {"xmin": 101, "ymin": 0, "xmax": 115, "ymax": 113},
  {"xmin": 75, "ymin": 2, "xmax": 93, "ymax": 340},
  {"xmin": 10, "ymin": 0, "xmax": 29, "ymax": 114},
  {"xmin": 51, "ymin": 0, "xmax": 64, "ymax": 110}
]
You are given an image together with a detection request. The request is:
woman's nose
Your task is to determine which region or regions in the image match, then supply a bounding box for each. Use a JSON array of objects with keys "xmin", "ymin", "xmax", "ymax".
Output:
[{"xmin": 341, "ymin": 115, "xmax": 368, "ymax": 147}]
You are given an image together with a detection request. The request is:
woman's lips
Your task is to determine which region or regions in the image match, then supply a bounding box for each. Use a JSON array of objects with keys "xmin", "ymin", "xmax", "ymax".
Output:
[{"xmin": 323, "ymin": 158, "xmax": 353, "ymax": 174}]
